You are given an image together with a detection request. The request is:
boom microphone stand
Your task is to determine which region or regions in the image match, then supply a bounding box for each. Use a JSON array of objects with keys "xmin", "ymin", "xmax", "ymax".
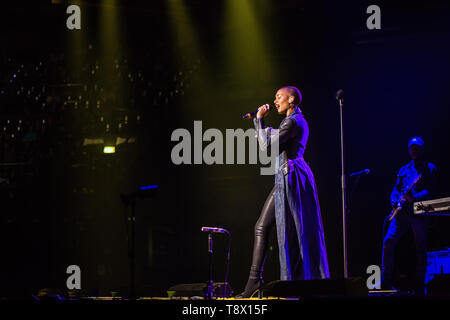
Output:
[
  {"xmin": 336, "ymin": 89, "xmax": 348, "ymax": 278},
  {"xmin": 201, "ymin": 227, "xmax": 231, "ymax": 299}
]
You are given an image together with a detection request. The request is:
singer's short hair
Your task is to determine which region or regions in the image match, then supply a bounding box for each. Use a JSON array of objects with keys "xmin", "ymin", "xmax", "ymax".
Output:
[{"xmin": 280, "ymin": 86, "xmax": 302, "ymax": 106}]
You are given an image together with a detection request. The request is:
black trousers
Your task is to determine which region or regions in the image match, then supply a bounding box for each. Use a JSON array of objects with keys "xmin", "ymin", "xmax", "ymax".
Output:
[
  {"xmin": 381, "ymin": 214, "xmax": 429, "ymax": 291},
  {"xmin": 250, "ymin": 187, "xmax": 276, "ymax": 273}
]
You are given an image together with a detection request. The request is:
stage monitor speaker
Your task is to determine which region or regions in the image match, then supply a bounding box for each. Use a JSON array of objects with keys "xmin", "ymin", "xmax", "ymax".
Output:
[
  {"xmin": 262, "ymin": 277, "xmax": 367, "ymax": 298},
  {"xmin": 167, "ymin": 282, "xmax": 233, "ymax": 298}
]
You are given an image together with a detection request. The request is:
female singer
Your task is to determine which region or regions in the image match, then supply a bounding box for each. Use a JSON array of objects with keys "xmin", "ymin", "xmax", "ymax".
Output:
[{"xmin": 238, "ymin": 86, "xmax": 330, "ymax": 298}]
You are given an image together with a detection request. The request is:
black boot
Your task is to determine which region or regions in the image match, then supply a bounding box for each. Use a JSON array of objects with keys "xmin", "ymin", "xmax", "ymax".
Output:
[{"xmin": 236, "ymin": 266, "xmax": 263, "ymax": 298}]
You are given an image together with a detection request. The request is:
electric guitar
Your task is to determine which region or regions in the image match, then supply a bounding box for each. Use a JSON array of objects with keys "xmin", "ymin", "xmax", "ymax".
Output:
[{"xmin": 388, "ymin": 174, "xmax": 422, "ymax": 221}]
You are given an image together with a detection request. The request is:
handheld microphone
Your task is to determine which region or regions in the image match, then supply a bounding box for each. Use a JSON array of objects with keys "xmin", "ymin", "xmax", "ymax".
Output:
[
  {"xmin": 201, "ymin": 227, "xmax": 229, "ymax": 234},
  {"xmin": 242, "ymin": 104, "xmax": 273, "ymax": 119},
  {"xmin": 349, "ymin": 168, "xmax": 370, "ymax": 177}
]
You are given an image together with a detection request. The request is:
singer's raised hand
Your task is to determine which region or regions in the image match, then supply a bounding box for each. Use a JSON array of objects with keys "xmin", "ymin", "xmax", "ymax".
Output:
[{"xmin": 256, "ymin": 104, "xmax": 270, "ymax": 119}]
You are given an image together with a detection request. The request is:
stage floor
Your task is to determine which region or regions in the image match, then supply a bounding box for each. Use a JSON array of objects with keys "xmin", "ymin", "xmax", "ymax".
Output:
[{"xmin": 4, "ymin": 293, "xmax": 450, "ymax": 318}]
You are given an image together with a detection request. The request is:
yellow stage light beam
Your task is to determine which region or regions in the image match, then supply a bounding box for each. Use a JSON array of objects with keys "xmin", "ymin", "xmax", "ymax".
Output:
[
  {"xmin": 99, "ymin": 0, "xmax": 122, "ymax": 58},
  {"xmin": 166, "ymin": 0, "xmax": 213, "ymax": 120},
  {"xmin": 99, "ymin": 0, "xmax": 124, "ymax": 81},
  {"xmin": 65, "ymin": 0, "xmax": 86, "ymax": 82},
  {"xmin": 98, "ymin": 0, "xmax": 127, "ymax": 149},
  {"xmin": 166, "ymin": 0, "xmax": 202, "ymax": 63},
  {"xmin": 223, "ymin": 0, "xmax": 275, "ymax": 86}
]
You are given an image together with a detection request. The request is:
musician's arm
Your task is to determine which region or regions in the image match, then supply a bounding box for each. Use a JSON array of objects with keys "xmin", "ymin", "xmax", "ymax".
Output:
[
  {"xmin": 410, "ymin": 189, "xmax": 430, "ymax": 201},
  {"xmin": 253, "ymin": 117, "xmax": 296, "ymax": 152},
  {"xmin": 410, "ymin": 165, "xmax": 437, "ymax": 201}
]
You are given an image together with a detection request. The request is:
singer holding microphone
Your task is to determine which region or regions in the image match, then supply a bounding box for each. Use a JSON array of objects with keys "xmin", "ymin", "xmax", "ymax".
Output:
[{"xmin": 237, "ymin": 86, "xmax": 330, "ymax": 298}]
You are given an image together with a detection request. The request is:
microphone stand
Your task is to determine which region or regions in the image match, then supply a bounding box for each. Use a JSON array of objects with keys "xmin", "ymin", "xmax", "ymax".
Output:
[
  {"xmin": 206, "ymin": 232, "xmax": 214, "ymax": 300},
  {"xmin": 120, "ymin": 185, "xmax": 158, "ymax": 300},
  {"xmin": 118, "ymin": 194, "xmax": 138, "ymax": 300},
  {"xmin": 122, "ymin": 198, "xmax": 137, "ymax": 300},
  {"xmin": 337, "ymin": 90, "xmax": 349, "ymax": 279},
  {"xmin": 130, "ymin": 201, "xmax": 137, "ymax": 300},
  {"xmin": 201, "ymin": 227, "xmax": 232, "ymax": 299}
]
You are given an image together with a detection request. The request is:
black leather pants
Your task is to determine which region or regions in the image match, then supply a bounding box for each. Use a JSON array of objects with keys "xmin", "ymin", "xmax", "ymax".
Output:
[{"xmin": 250, "ymin": 187, "xmax": 276, "ymax": 275}]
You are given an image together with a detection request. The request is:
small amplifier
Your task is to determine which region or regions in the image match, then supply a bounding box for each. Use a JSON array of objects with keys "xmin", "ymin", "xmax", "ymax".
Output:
[{"xmin": 425, "ymin": 250, "xmax": 450, "ymax": 295}]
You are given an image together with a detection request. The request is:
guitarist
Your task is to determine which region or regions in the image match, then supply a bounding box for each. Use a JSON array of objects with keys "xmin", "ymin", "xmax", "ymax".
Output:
[{"xmin": 381, "ymin": 137, "xmax": 437, "ymax": 293}]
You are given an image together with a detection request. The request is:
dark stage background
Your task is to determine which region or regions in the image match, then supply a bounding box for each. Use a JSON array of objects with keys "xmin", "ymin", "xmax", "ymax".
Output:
[{"xmin": 1, "ymin": 0, "xmax": 450, "ymax": 298}]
